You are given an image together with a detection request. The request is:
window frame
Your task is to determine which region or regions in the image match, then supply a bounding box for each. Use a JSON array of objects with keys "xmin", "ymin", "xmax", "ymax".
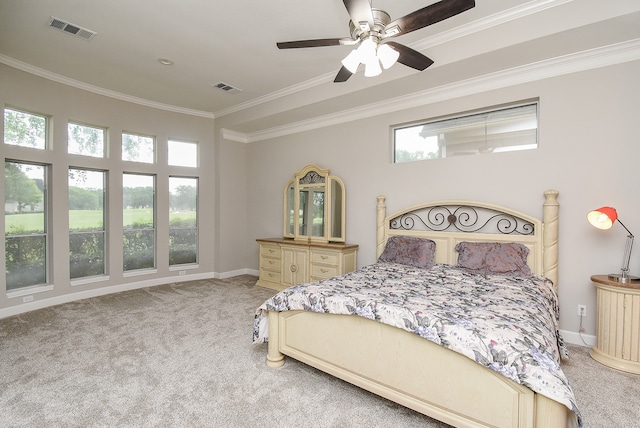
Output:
[
  {"xmin": 68, "ymin": 167, "xmax": 108, "ymax": 282},
  {"xmin": 67, "ymin": 121, "xmax": 107, "ymax": 158},
  {"xmin": 122, "ymin": 131, "xmax": 156, "ymax": 164},
  {"xmin": 392, "ymin": 101, "xmax": 539, "ymax": 163},
  {"xmin": 122, "ymin": 172, "xmax": 157, "ymax": 273},
  {"xmin": 4, "ymin": 159, "xmax": 52, "ymax": 293},
  {"xmin": 167, "ymin": 139, "xmax": 198, "ymax": 168},
  {"xmin": 168, "ymin": 176, "xmax": 199, "ymax": 267},
  {"xmin": 3, "ymin": 107, "xmax": 49, "ymax": 150}
]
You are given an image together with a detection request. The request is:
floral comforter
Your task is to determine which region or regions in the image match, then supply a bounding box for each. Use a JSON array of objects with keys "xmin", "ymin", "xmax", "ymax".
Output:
[{"xmin": 253, "ymin": 262, "xmax": 581, "ymax": 425}]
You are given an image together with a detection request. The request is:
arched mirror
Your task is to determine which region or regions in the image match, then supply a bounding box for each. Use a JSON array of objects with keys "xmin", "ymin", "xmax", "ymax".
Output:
[{"xmin": 283, "ymin": 164, "xmax": 346, "ymax": 243}]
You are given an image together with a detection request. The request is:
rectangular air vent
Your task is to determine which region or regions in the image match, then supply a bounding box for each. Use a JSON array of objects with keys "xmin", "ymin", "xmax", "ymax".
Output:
[
  {"xmin": 213, "ymin": 82, "xmax": 242, "ymax": 93},
  {"xmin": 49, "ymin": 17, "xmax": 97, "ymax": 40}
]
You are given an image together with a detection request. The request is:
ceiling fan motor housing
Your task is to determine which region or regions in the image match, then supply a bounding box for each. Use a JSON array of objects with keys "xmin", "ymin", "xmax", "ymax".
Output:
[{"xmin": 349, "ymin": 9, "xmax": 392, "ymax": 42}]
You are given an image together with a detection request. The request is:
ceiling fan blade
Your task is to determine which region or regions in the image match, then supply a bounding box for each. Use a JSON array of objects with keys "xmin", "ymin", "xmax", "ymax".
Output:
[
  {"xmin": 385, "ymin": 42, "xmax": 434, "ymax": 71},
  {"xmin": 277, "ymin": 38, "xmax": 346, "ymax": 49},
  {"xmin": 334, "ymin": 66, "xmax": 353, "ymax": 83},
  {"xmin": 343, "ymin": 0, "xmax": 374, "ymax": 30},
  {"xmin": 385, "ymin": 0, "xmax": 475, "ymax": 38}
]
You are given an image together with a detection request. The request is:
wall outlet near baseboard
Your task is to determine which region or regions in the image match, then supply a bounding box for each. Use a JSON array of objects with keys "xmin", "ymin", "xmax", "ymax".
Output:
[
  {"xmin": 578, "ymin": 304, "xmax": 587, "ymax": 317},
  {"xmin": 178, "ymin": 270, "xmax": 186, "ymax": 276}
]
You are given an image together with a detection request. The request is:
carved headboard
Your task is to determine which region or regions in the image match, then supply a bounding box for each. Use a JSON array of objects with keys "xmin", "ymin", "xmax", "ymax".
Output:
[{"xmin": 376, "ymin": 190, "xmax": 559, "ymax": 288}]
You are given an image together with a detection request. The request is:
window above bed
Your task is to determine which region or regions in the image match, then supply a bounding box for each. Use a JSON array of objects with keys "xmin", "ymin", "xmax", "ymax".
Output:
[{"xmin": 392, "ymin": 101, "xmax": 538, "ymax": 163}]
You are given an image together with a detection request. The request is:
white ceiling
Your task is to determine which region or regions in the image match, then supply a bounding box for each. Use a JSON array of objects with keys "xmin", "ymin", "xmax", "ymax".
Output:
[{"xmin": 1, "ymin": 0, "xmax": 639, "ymax": 137}]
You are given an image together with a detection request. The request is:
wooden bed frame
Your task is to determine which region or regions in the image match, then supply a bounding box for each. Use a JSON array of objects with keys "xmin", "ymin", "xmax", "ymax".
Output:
[{"xmin": 265, "ymin": 190, "xmax": 578, "ymax": 428}]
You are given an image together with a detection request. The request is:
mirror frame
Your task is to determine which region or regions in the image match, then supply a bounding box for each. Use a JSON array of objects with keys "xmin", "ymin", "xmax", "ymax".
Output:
[{"xmin": 283, "ymin": 164, "xmax": 346, "ymax": 243}]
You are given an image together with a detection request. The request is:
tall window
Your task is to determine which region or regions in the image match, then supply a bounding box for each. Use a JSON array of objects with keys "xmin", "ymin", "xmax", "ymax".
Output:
[
  {"xmin": 393, "ymin": 102, "xmax": 538, "ymax": 163},
  {"xmin": 169, "ymin": 177, "xmax": 198, "ymax": 265},
  {"xmin": 4, "ymin": 161, "xmax": 48, "ymax": 290},
  {"xmin": 168, "ymin": 140, "xmax": 198, "ymax": 167},
  {"xmin": 122, "ymin": 132, "xmax": 155, "ymax": 164},
  {"xmin": 68, "ymin": 122, "xmax": 105, "ymax": 158},
  {"xmin": 69, "ymin": 168, "xmax": 106, "ymax": 279},
  {"xmin": 4, "ymin": 108, "xmax": 47, "ymax": 150},
  {"xmin": 123, "ymin": 173, "xmax": 155, "ymax": 271}
]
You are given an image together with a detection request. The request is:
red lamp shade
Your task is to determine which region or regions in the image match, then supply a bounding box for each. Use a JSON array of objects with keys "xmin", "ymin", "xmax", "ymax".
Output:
[{"xmin": 587, "ymin": 206, "xmax": 618, "ymax": 230}]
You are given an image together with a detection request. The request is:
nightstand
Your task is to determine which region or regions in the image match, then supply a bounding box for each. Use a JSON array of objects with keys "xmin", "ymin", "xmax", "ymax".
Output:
[{"xmin": 590, "ymin": 275, "xmax": 640, "ymax": 374}]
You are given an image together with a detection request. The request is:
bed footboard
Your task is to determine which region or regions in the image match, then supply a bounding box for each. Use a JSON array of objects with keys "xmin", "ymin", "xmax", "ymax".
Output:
[{"xmin": 266, "ymin": 310, "xmax": 576, "ymax": 428}]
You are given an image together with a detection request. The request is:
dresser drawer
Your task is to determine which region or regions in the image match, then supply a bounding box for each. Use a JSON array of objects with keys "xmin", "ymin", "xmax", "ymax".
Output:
[
  {"xmin": 260, "ymin": 257, "xmax": 281, "ymax": 270},
  {"xmin": 311, "ymin": 263, "xmax": 339, "ymax": 279},
  {"xmin": 311, "ymin": 251, "xmax": 339, "ymax": 266},
  {"xmin": 260, "ymin": 244, "xmax": 281, "ymax": 260},
  {"xmin": 260, "ymin": 269, "xmax": 281, "ymax": 284}
]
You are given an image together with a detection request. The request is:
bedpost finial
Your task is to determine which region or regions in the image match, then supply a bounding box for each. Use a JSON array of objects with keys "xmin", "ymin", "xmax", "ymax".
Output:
[{"xmin": 544, "ymin": 189, "xmax": 559, "ymax": 204}]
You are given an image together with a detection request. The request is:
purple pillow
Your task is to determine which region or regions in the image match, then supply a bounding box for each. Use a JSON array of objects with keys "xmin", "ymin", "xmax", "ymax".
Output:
[
  {"xmin": 455, "ymin": 242, "xmax": 532, "ymax": 277},
  {"xmin": 378, "ymin": 236, "xmax": 436, "ymax": 269}
]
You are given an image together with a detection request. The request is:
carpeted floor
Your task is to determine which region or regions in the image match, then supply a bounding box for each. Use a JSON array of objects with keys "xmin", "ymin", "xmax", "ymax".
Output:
[{"xmin": 0, "ymin": 275, "xmax": 638, "ymax": 427}]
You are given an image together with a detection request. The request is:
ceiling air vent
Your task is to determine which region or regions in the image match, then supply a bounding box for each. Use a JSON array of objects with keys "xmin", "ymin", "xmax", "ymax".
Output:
[
  {"xmin": 212, "ymin": 82, "xmax": 242, "ymax": 94},
  {"xmin": 48, "ymin": 16, "xmax": 97, "ymax": 40}
]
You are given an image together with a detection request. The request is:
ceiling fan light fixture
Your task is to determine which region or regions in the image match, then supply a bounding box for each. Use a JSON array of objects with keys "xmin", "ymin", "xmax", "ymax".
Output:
[
  {"xmin": 377, "ymin": 43, "xmax": 399, "ymax": 69},
  {"xmin": 364, "ymin": 58, "xmax": 382, "ymax": 77},
  {"xmin": 358, "ymin": 38, "xmax": 377, "ymax": 64},
  {"xmin": 341, "ymin": 49, "xmax": 361, "ymax": 73}
]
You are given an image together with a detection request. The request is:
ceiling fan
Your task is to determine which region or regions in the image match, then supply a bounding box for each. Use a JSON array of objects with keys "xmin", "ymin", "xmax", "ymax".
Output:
[{"xmin": 276, "ymin": 0, "xmax": 475, "ymax": 82}]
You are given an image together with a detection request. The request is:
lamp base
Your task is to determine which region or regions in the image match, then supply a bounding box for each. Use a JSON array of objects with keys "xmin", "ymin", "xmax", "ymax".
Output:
[{"xmin": 608, "ymin": 273, "xmax": 640, "ymax": 284}]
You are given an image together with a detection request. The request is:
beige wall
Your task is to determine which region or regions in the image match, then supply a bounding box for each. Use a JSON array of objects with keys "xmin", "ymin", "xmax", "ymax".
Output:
[
  {"xmin": 229, "ymin": 60, "xmax": 640, "ymax": 339},
  {"xmin": 214, "ymin": 136, "xmax": 249, "ymax": 274},
  {"xmin": 0, "ymin": 64, "xmax": 218, "ymax": 315}
]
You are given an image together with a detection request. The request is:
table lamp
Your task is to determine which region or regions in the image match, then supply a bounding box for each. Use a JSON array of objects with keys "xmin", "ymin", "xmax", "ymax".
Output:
[{"xmin": 587, "ymin": 206, "xmax": 639, "ymax": 283}]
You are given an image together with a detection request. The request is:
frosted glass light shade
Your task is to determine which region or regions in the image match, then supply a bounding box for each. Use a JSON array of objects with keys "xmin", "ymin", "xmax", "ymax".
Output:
[
  {"xmin": 377, "ymin": 44, "xmax": 399, "ymax": 69},
  {"xmin": 358, "ymin": 38, "xmax": 377, "ymax": 64},
  {"xmin": 364, "ymin": 58, "xmax": 382, "ymax": 77},
  {"xmin": 341, "ymin": 49, "xmax": 360, "ymax": 73}
]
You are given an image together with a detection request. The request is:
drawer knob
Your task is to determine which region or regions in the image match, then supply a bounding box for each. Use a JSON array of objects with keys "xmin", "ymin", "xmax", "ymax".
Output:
[
  {"xmin": 321, "ymin": 255, "xmax": 328, "ymax": 260},
  {"xmin": 321, "ymin": 268, "xmax": 328, "ymax": 273}
]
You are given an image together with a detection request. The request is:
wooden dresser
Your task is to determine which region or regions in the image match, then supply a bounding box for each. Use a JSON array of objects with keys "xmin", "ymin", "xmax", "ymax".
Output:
[
  {"xmin": 590, "ymin": 275, "xmax": 640, "ymax": 374},
  {"xmin": 256, "ymin": 238, "xmax": 358, "ymax": 291}
]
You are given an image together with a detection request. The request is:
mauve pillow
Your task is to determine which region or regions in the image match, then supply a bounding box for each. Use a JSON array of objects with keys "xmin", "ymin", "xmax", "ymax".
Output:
[
  {"xmin": 378, "ymin": 236, "xmax": 436, "ymax": 269},
  {"xmin": 455, "ymin": 241, "xmax": 532, "ymax": 277}
]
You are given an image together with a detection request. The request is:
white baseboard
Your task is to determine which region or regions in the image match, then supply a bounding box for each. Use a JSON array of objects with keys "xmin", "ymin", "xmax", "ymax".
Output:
[
  {"xmin": 1, "ymin": 271, "xmax": 217, "ymax": 319},
  {"xmin": 217, "ymin": 268, "xmax": 259, "ymax": 279},
  {"xmin": 560, "ymin": 329, "xmax": 596, "ymax": 347}
]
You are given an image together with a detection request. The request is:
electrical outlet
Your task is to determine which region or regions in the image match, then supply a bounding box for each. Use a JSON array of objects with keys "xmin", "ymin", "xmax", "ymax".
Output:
[
  {"xmin": 178, "ymin": 270, "xmax": 186, "ymax": 276},
  {"xmin": 578, "ymin": 304, "xmax": 587, "ymax": 317},
  {"xmin": 23, "ymin": 295, "xmax": 34, "ymax": 303}
]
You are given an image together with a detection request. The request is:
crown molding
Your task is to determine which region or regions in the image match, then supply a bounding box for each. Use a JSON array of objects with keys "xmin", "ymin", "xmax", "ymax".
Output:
[
  {"xmin": 239, "ymin": 38, "xmax": 640, "ymax": 143},
  {"xmin": 0, "ymin": 54, "xmax": 215, "ymax": 119},
  {"xmin": 221, "ymin": 128, "xmax": 249, "ymax": 143},
  {"xmin": 413, "ymin": 0, "xmax": 573, "ymax": 51}
]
